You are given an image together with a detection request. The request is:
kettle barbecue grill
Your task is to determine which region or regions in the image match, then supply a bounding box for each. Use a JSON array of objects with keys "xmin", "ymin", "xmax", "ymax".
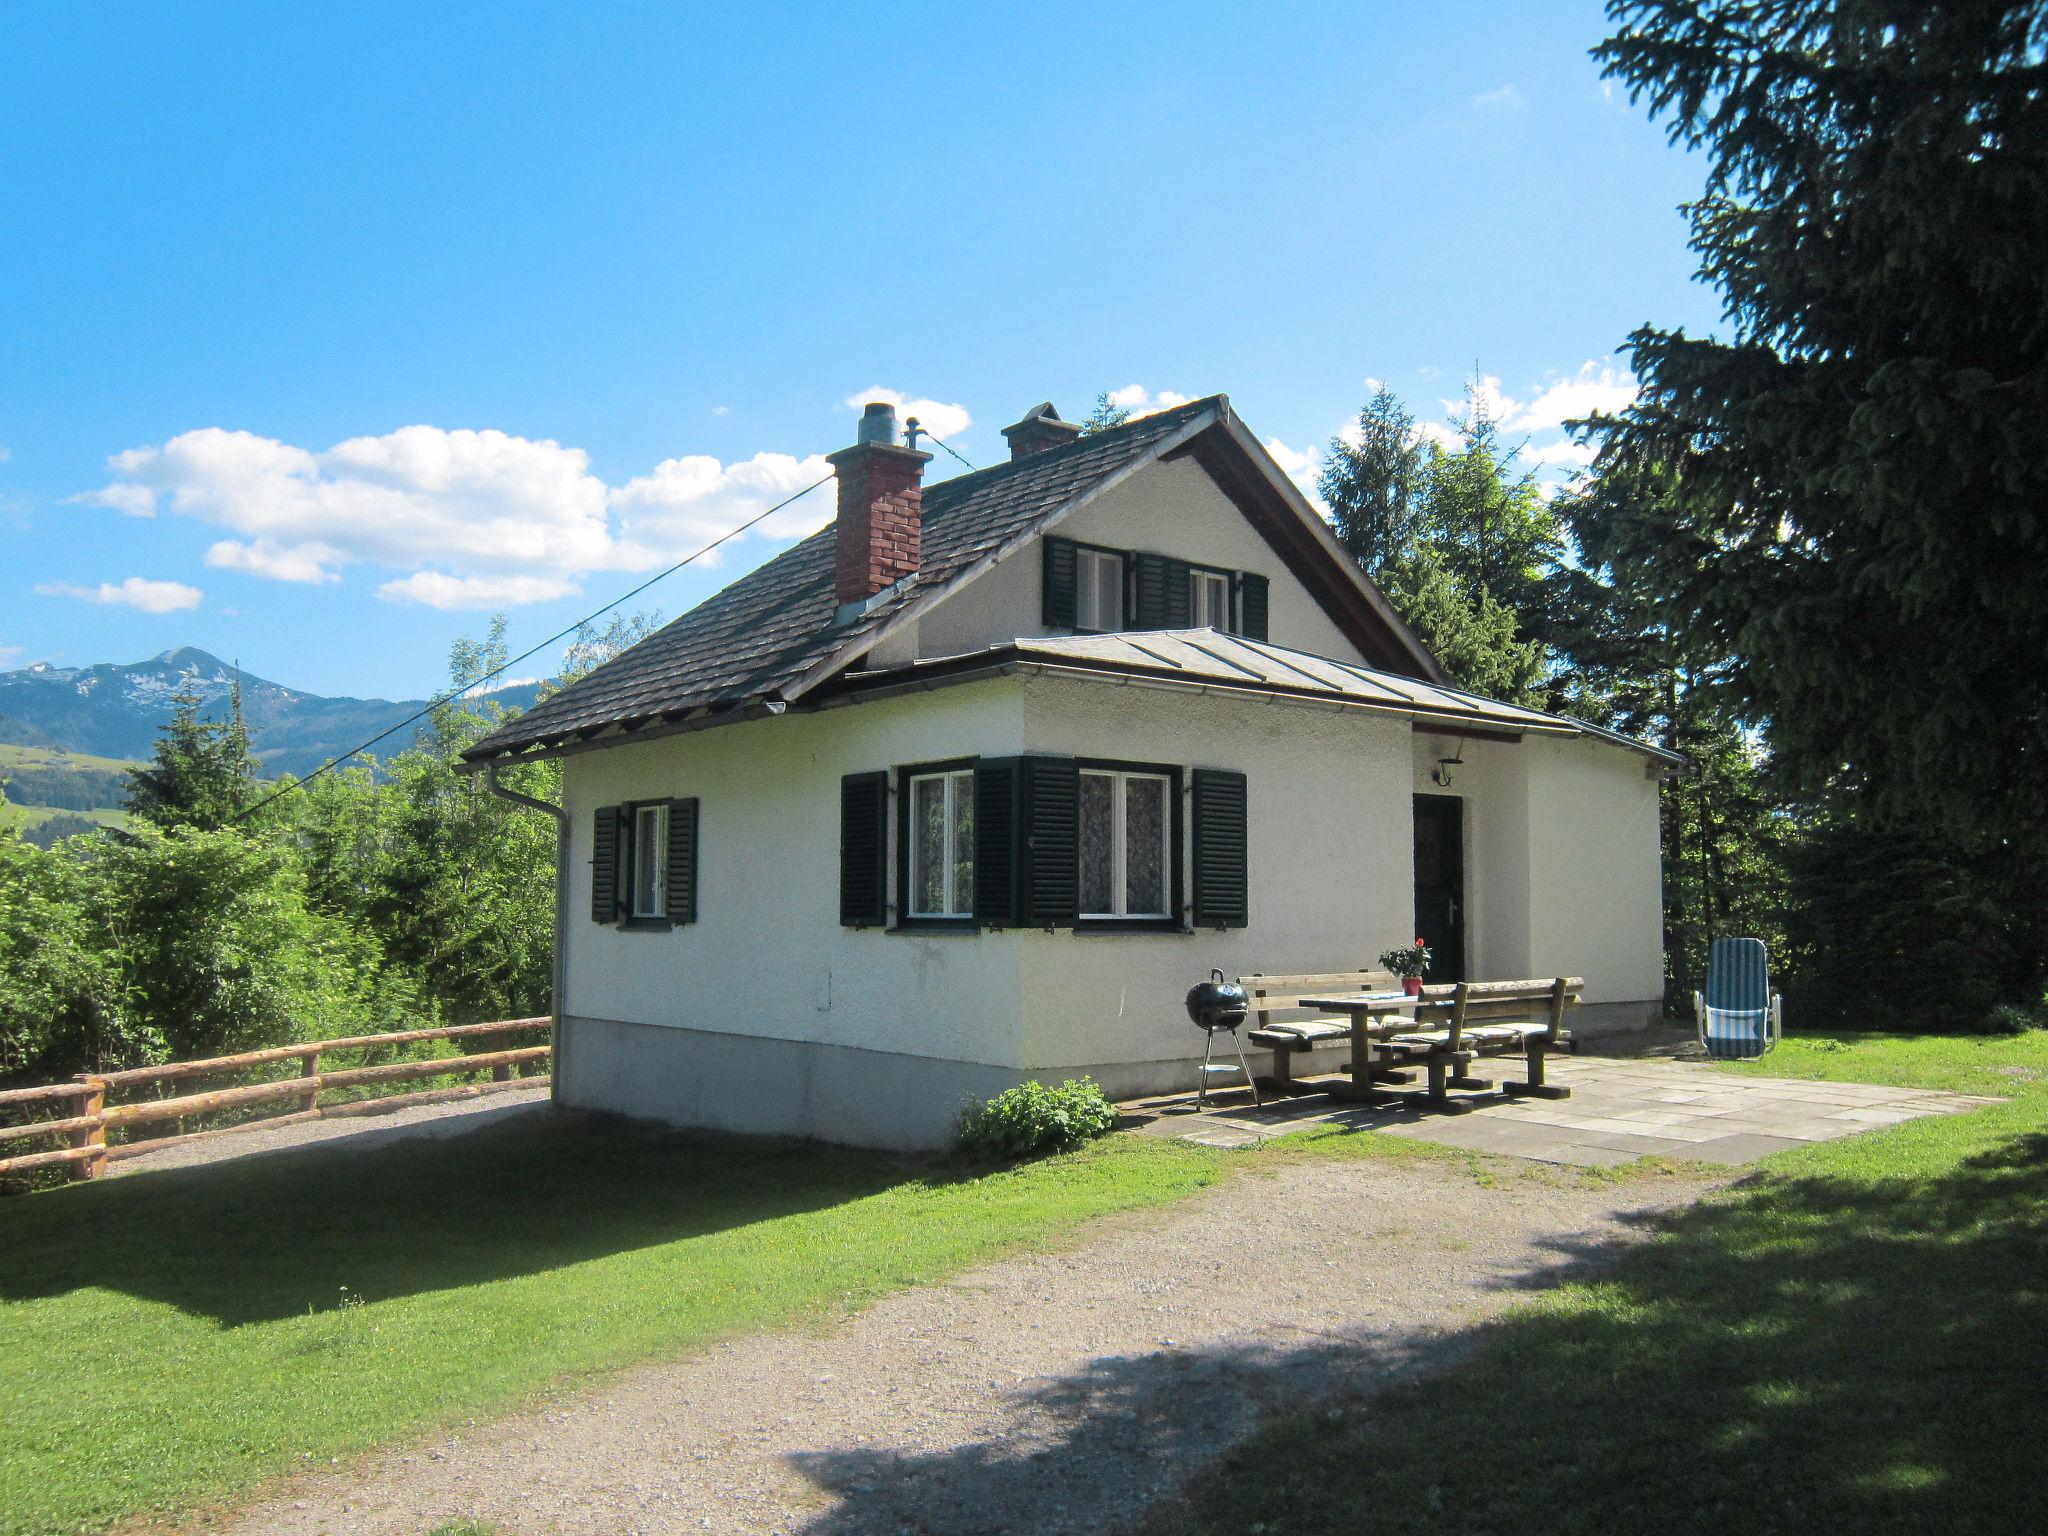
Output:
[{"xmin": 1184, "ymin": 969, "xmax": 1261, "ymax": 1107}]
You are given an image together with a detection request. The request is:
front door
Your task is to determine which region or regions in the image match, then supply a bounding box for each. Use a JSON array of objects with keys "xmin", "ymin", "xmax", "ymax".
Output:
[{"xmin": 1412, "ymin": 795, "xmax": 1467, "ymax": 984}]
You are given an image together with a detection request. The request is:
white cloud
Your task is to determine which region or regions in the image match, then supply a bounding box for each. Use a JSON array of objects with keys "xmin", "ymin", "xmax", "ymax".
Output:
[
  {"xmin": 73, "ymin": 415, "xmax": 852, "ymax": 610},
  {"xmin": 711, "ymin": 405, "xmax": 732, "ymax": 417},
  {"xmin": 1474, "ymin": 84, "xmax": 1525, "ymax": 109},
  {"xmin": 610, "ymin": 450, "xmax": 835, "ymax": 567},
  {"xmin": 377, "ymin": 572, "xmax": 582, "ymax": 611},
  {"xmin": 0, "ymin": 445, "xmax": 11, "ymax": 464},
  {"xmin": 843, "ymin": 387, "xmax": 971, "ymax": 442},
  {"xmin": 78, "ymin": 481, "xmax": 158, "ymax": 516},
  {"xmin": 1262, "ymin": 437, "xmax": 1324, "ymax": 506},
  {"xmin": 1105, "ymin": 385, "xmax": 1192, "ymax": 418},
  {"xmin": 1524, "ymin": 439, "xmax": 1598, "ymax": 470},
  {"xmin": 1501, "ymin": 363, "xmax": 1637, "ymax": 433},
  {"xmin": 0, "ymin": 643, "xmax": 23, "ymax": 663},
  {"xmin": 35, "ymin": 576, "xmax": 203, "ymax": 613}
]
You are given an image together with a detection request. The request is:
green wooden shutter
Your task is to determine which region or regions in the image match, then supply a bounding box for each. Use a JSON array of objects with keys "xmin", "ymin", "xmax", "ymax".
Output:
[
  {"xmin": 590, "ymin": 806, "xmax": 624, "ymax": 924},
  {"xmin": 973, "ymin": 759, "xmax": 1020, "ymax": 926},
  {"xmin": 1019, "ymin": 756, "xmax": 1080, "ymax": 925},
  {"xmin": 665, "ymin": 798, "xmax": 699, "ymax": 925},
  {"xmin": 1132, "ymin": 552, "xmax": 1166, "ymax": 628},
  {"xmin": 1042, "ymin": 537, "xmax": 1078, "ymax": 628},
  {"xmin": 839, "ymin": 772, "xmax": 888, "ymax": 927},
  {"xmin": 1238, "ymin": 573, "xmax": 1269, "ymax": 641},
  {"xmin": 1191, "ymin": 769, "xmax": 1249, "ymax": 928},
  {"xmin": 1164, "ymin": 558, "xmax": 1192, "ymax": 627}
]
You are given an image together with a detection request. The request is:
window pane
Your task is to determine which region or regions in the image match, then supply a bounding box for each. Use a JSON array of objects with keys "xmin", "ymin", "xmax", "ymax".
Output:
[
  {"xmin": 634, "ymin": 806, "xmax": 666, "ymax": 917},
  {"xmin": 1125, "ymin": 777, "xmax": 1166, "ymax": 915},
  {"xmin": 1095, "ymin": 555, "xmax": 1123, "ymax": 629},
  {"xmin": 913, "ymin": 776, "xmax": 946, "ymax": 915},
  {"xmin": 950, "ymin": 772, "xmax": 975, "ymax": 916},
  {"xmin": 1197, "ymin": 574, "xmax": 1229, "ymax": 629},
  {"xmin": 1079, "ymin": 772, "xmax": 1115, "ymax": 914}
]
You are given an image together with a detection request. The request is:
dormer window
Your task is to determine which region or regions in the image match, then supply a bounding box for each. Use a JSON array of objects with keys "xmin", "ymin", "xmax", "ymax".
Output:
[
  {"xmin": 1075, "ymin": 547, "xmax": 1126, "ymax": 632},
  {"xmin": 1191, "ymin": 569, "xmax": 1232, "ymax": 631}
]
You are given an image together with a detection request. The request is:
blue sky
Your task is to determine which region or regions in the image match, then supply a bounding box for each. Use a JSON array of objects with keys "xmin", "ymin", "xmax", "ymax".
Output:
[{"xmin": 0, "ymin": 1, "xmax": 1716, "ymax": 701}]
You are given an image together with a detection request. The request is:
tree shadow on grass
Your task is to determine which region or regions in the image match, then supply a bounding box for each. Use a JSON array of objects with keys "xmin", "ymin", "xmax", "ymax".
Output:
[
  {"xmin": 0, "ymin": 1109, "xmax": 937, "ymax": 1325},
  {"xmin": 781, "ymin": 1129, "xmax": 2048, "ymax": 1536}
]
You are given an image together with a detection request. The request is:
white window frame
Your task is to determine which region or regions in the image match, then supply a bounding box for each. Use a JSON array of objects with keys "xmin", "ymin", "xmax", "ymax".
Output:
[
  {"xmin": 1191, "ymin": 569, "xmax": 1232, "ymax": 632},
  {"xmin": 907, "ymin": 768, "xmax": 975, "ymax": 919},
  {"xmin": 1079, "ymin": 768, "xmax": 1174, "ymax": 920},
  {"xmin": 1074, "ymin": 547, "xmax": 1126, "ymax": 632},
  {"xmin": 629, "ymin": 802, "xmax": 669, "ymax": 920}
]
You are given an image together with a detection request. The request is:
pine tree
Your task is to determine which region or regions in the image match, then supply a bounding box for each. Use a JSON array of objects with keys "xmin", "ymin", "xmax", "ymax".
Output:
[
  {"xmin": 1588, "ymin": 1, "xmax": 2048, "ymax": 852},
  {"xmin": 125, "ymin": 681, "xmax": 256, "ymax": 832},
  {"xmin": 1320, "ymin": 386, "xmax": 1423, "ymax": 574},
  {"xmin": 1320, "ymin": 376, "xmax": 1560, "ymax": 704}
]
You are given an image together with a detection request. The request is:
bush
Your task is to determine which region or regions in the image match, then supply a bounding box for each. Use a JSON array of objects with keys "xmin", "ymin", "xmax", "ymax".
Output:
[{"xmin": 952, "ymin": 1077, "xmax": 1117, "ymax": 1161}]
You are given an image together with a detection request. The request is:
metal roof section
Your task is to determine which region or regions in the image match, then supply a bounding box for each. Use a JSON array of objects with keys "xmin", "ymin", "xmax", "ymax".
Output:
[{"xmin": 819, "ymin": 630, "xmax": 1687, "ymax": 766}]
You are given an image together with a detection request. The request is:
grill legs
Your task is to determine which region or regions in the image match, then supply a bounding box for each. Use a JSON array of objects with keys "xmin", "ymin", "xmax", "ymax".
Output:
[{"xmin": 1198, "ymin": 1027, "xmax": 1262, "ymax": 1108}]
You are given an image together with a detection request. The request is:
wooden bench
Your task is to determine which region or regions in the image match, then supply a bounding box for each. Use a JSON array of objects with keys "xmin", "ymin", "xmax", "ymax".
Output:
[
  {"xmin": 1375, "ymin": 977, "xmax": 1583, "ymax": 1108},
  {"xmin": 1242, "ymin": 971, "xmax": 1408, "ymax": 1090}
]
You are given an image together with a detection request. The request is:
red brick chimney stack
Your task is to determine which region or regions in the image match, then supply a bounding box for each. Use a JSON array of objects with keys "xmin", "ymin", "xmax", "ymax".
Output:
[
  {"xmin": 829, "ymin": 401, "xmax": 932, "ymax": 608},
  {"xmin": 1001, "ymin": 401, "xmax": 1083, "ymax": 461}
]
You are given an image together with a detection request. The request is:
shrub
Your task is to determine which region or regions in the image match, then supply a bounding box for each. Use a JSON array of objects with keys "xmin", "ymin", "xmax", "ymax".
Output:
[{"xmin": 952, "ymin": 1077, "xmax": 1117, "ymax": 1161}]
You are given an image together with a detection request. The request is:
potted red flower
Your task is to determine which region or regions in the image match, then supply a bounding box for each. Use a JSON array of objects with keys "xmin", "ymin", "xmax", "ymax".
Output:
[{"xmin": 1379, "ymin": 938, "xmax": 1433, "ymax": 997}]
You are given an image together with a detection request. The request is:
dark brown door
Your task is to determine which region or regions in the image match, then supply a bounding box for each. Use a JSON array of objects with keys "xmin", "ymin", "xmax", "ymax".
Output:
[{"xmin": 1413, "ymin": 795, "xmax": 1467, "ymax": 984}]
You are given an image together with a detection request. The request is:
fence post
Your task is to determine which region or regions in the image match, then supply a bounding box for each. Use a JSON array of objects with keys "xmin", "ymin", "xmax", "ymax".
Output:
[
  {"xmin": 69, "ymin": 1079, "xmax": 107, "ymax": 1182},
  {"xmin": 300, "ymin": 1051, "xmax": 322, "ymax": 1116}
]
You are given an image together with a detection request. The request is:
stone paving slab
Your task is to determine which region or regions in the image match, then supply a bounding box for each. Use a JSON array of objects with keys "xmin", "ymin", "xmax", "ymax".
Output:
[{"xmin": 1122, "ymin": 1053, "xmax": 1998, "ymax": 1169}]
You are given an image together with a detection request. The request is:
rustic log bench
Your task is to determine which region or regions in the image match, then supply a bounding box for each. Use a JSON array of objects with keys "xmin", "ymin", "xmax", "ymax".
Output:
[
  {"xmin": 1241, "ymin": 970, "xmax": 1410, "ymax": 1090},
  {"xmin": 1376, "ymin": 977, "xmax": 1583, "ymax": 1109}
]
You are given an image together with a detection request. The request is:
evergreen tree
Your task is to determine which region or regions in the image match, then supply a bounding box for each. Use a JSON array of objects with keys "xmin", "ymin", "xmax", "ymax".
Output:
[
  {"xmin": 1588, "ymin": 1, "xmax": 2048, "ymax": 852},
  {"xmin": 1080, "ymin": 392, "xmax": 1130, "ymax": 435},
  {"xmin": 125, "ymin": 681, "xmax": 256, "ymax": 832},
  {"xmin": 1320, "ymin": 375, "xmax": 1559, "ymax": 704},
  {"xmin": 1320, "ymin": 385, "xmax": 1423, "ymax": 574}
]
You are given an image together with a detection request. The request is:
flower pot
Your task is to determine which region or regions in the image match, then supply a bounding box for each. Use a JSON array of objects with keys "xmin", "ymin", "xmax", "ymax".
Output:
[{"xmin": 1403, "ymin": 975, "xmax": 1423, "ymax": 997}]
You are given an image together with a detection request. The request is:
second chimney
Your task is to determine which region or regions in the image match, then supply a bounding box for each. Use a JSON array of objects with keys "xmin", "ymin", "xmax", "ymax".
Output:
[
  {"xmin": 830, "ymin": 402, "xmax": 932, "ymax": 610},
  {"xmin": 1001, "ymin": 401, "xmax": 1083, "ymax": 460}
]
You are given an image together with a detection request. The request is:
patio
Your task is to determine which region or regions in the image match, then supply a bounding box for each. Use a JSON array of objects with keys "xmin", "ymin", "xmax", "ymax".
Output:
[{"xmin": 1122, "ymin": 1050, "xmax": 2000, "ymax": 1167}]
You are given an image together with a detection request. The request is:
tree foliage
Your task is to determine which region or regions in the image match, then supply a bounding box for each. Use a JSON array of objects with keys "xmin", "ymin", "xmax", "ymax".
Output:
[
  {"xmin": 0, "ymin": 616, "xmax": 593, "ymax": 1083},
  {"xmin": 125, "ymin": 681, "xmax": 256, "ymax": 832},
  {"xmin": 1587, "ymin": 0, "xmax": 2048, "ymax": 848},
  {"xmin": 1322, "ymin": 376, "xmax": 1557, "ymax": 704}
]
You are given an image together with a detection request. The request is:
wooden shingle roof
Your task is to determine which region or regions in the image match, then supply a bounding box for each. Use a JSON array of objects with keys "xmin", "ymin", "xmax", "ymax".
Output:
[{"xmin": 462, "ymin": 399, "xmax": 1222, "ymax": 763}]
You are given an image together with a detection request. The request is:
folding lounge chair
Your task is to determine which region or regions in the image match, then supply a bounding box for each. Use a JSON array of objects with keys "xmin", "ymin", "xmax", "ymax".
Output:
[{"xmin": 1694, "ymin": 936, "xmax": 1782, "ymax": 1061}]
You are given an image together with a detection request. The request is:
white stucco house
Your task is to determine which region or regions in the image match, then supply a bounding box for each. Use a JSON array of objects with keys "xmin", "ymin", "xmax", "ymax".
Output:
[{"xmin": 461, "ymin": 396, "xmax": 1678, "ymax": 1150}]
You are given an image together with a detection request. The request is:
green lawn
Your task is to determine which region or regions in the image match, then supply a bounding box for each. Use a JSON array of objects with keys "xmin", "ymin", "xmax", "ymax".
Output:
[
  {"xmin": 0, "ymin": 1114, "xmax": 1237, "ymax": 1536},
  {"xmin": 1148, "ymin": 1027, "xmax": 2048, "ymax": 1536}
]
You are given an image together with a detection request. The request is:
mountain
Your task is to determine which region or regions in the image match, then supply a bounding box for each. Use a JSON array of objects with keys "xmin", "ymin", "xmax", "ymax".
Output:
[{"xmin": 0, "ymin": 648, "xmax": 546, "ymax": 778}]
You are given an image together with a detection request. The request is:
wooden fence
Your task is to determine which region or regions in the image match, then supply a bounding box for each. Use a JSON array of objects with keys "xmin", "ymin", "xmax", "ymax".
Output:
[{"xmin": 0, "ymin": 1018, "xmax": 551, "ymax": 1186}]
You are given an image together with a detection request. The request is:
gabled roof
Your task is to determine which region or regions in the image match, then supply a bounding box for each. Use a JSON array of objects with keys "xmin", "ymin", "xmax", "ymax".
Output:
[
  {"xmin": 462, "ymin": 396, "xmax": 1445, "ymax": 765},
  {"xmin": 813, "ymin": 631, "xmax": 1687, "ymax": 766}
]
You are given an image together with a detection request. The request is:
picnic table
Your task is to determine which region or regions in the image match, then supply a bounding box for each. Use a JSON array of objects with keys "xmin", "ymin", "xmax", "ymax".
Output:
[
  {"xmin": 1296, "ymin": 990, "xmax": 1424, "ymax": 1101},
  {"xmin": 1301, "ymin": 977, "xmax": 1584, "ymax": 1107}
]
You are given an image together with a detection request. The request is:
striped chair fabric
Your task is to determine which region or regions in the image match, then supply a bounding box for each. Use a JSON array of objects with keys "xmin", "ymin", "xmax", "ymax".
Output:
[{"xmin": 1697, "ymin": 936, "xmax": 1780, "ymax": 1060}]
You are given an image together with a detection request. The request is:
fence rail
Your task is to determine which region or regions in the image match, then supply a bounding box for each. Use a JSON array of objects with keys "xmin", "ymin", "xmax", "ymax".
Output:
[{"xmin": 0, "ymin": 1018, "xmax": 551, "ymax": 1187}]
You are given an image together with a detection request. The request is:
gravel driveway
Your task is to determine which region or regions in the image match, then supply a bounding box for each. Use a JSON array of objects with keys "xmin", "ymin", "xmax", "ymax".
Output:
[{"xmin": 221, "ymin": 1150, "xmax": 1716, "ymax": 1536}]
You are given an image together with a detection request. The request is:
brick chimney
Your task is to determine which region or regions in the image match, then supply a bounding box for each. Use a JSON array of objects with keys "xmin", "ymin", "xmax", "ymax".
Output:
[
  {"xmin": 1001, "ymin": 401, "xmax": 1082, "ymax": 461},
  {"xmin": 829, "ymin": 402, "xmax": 932, "ymax": 609}
]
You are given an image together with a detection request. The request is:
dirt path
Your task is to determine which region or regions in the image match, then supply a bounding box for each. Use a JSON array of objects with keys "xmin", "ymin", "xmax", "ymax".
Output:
[{"xmin": 221, "ymin": 1151, "xmax": 1716, "ymax": 1536}]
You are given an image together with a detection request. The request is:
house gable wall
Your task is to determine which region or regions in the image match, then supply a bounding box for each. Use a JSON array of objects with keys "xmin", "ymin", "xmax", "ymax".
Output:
[{"xmin": 908, "ymin": 455, "xmax": 1368, "ymax": 664}]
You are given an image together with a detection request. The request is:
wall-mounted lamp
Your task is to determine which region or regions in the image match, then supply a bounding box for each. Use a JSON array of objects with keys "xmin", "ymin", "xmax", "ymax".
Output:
[{"xmin": 1430, "ymin": 741, "xmax": 1466, "ymax": 788}]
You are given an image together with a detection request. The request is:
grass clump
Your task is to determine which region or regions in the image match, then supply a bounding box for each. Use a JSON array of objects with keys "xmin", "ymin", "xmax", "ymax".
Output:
[{"xmin": 952, "ymin": 1076, "xmax": 1117, "ymax": 1161}]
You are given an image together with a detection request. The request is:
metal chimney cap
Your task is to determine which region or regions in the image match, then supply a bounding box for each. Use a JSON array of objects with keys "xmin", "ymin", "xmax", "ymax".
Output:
[{"xmin": 855, "ymin": 401, "xmax": 899, "ymax": 445}]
